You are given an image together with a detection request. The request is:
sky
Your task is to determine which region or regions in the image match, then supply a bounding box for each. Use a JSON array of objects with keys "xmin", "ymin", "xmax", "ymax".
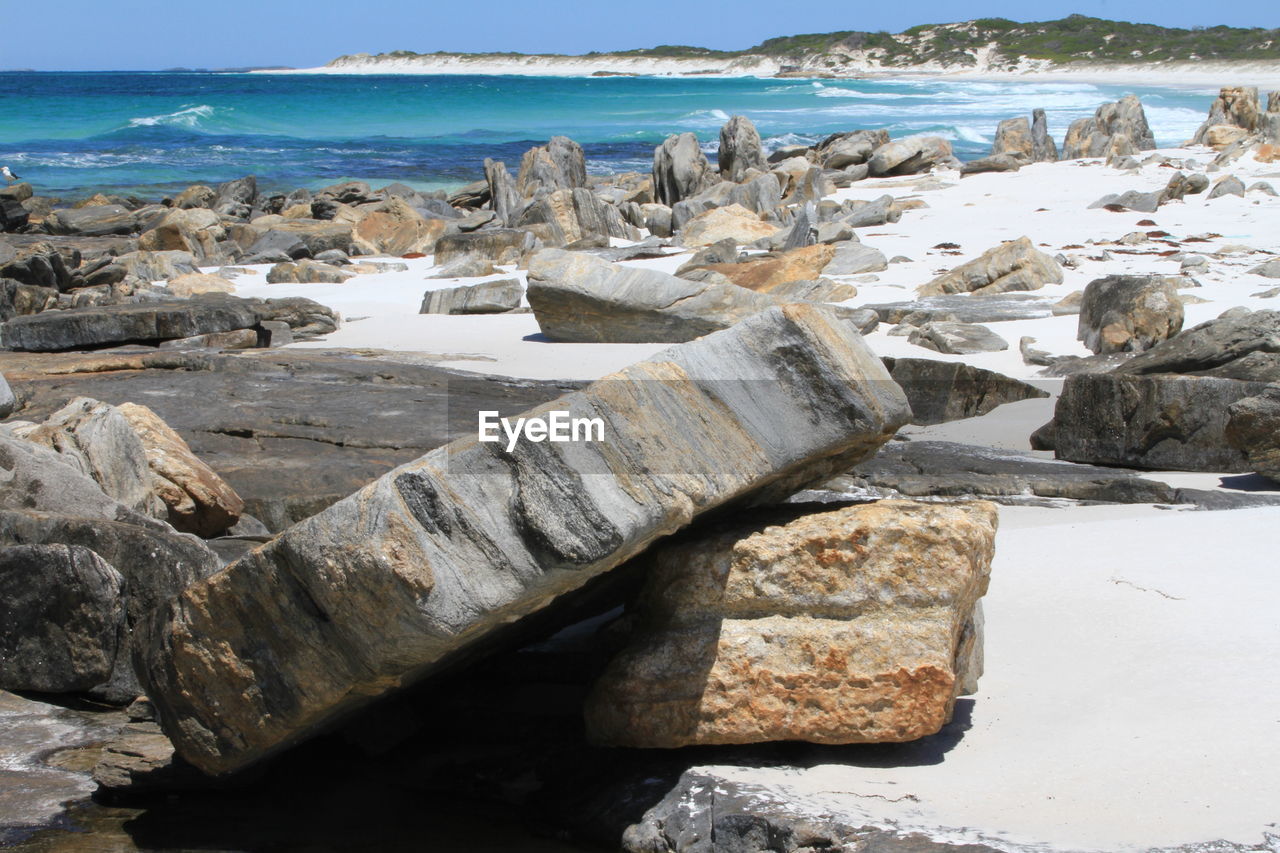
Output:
[{"xmin": 3, "ymin": 0, "xmax": 1278, "ymax": 71}]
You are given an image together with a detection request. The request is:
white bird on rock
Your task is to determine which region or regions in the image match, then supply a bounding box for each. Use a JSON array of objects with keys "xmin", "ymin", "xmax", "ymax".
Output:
[{"xmin": 0, "ymin": 166, "xmax": 20, "ymax": 184}]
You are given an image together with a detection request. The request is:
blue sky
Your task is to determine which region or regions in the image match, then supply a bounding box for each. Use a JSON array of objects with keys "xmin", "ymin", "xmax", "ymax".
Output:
[{"xmin": 5, "ymin": 0, "xmax": 1278, "ymax": 70}]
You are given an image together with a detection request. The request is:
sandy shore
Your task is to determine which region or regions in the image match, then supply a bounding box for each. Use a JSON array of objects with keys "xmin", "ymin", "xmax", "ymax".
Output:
[{"xmin": 207, "ymin": 136, "xmax": 1280, "ymax": 849}]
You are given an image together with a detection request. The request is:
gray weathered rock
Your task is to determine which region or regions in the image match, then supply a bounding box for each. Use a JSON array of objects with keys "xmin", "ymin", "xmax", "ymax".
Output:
[
  {"xmin": 1088, "ymin": 189, "xmax": 1163, "ymax": 213},
  {"xmin": 516, "ymin": 136, "xmax": 588, "ymax": 198},
  {"xmin": 1062, "ymin": 95, "xmax": 1156, "ymax": 159},
  {"xmin": 527, "ymin": 249, "xmax": 806, "ymax": 343},
  {"xmin": 517, "ymin": 188, "xmax": 639, "ymax": 245},
  {"xmin": 867, "ymin": 136, "xmax": 953, "ymax": 177},
  {"xmin": 265, "ymin": 259, "xmax": 353, "ymax": 285},
  {"xmin": 0, "ymin": 544, "xmax": 124, "ymax": 693},
  {"xmin": 1193, "ymin": 87, "xmax": 1263, "ymax": 144},
  {"xmin": 821, "ymin": 240, "xmax": 887, "ymax": 275},
  {"xmin": 43, "ymin": 205, "xmax": 139, "ymax": 237},
  {"xmin": 991, "ymin": 116, "xmax": 1033, "ymax": 160},
  {"xmin": 1031, "ymin": 108, "xmax": 1058, "ymax": 162},
  {"xmin": 1077, "ymin": 275, "xmax": 1184, "ymax": 354},
  {"xmin": 1225, "ymin": 384, "xmax": 1280, "ymax": 482},
  {"xmin": 1207, "ymin": 175, "xmax": 1246, "ymax": 199},
  {"xmin": 0, "ymin": 296, "xmax": 259, "ymax": 351},
  {"xmin": 1250, "ymin": 260, "xmax": 1280, "ymax": 279},
  {"xmin": 881, "ymin": 357, "xmax": 1048, "ymax": 425},
  {"xmin": 653, "ymin": 133, "xmax": 718, "ymax": 206},
  {"xmin": 917, "ymin": 237, "xmax": 1062, "ymax": 297},
  {"xmin": 1115, "ymin": 309, "xmax": 1280, "ymax": 377},
  {"xmin": 864, "ymin": 293, "xmax": 1057, "ymax": 325},
  {"xmin": 483, "ymin": 158, "xmax": 521, "ymax": 226},
  {"xmin": 433, "ymin": 228, "xmax": 536, "ymax": 266},
  {"xmin": 419, "ymin": 279, "xmax": 523, "ymax": 315},
  {"xmin": 815, "ymin": 130, "xmax": 888, "ymax": 170},
  {"xmin": 909, "ymin": 322, "xmax": 1009, "ymax": 354},
  {"xmin": 961, "ymin": 154, "xmax": 1023, "ymax": 176},
  {"xmin": 718, "ymin": 115, "xmax": 766, "ymax": 182},
  {"xmin": 0, "ymin": 372, "xmax": 13, "ymax": 418},
  {"xmin": 138, "ymin": 303, "xmax": 912, "ymax": 775},
  {"xmin": 1048, "ymin": 373, "xmax": 1265, "ymax": 471}
]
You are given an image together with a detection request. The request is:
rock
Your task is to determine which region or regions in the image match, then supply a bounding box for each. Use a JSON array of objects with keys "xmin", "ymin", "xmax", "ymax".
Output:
[
  {"xmin": 483, "ymin": 159, "xmax": 521, "ymax": 226},
  {"xmin": 517, "ymin": 188, "xmax": 639, "ymax": 245},
  {"xmin": 909, "ymin": 322, "xmax": 1009, "ymax": 354},
  {"xmin": 717, "ymin": 115, "xmax": 766, "ymax": 182},
  {"xmin": 1202, "ymin": 125, "xmax": 1251, "ymax": 150},
  {"xmin": 1115, "ymin": 309, "xmax": 1280, "ymax": 378},
  {"xmin": 419, "ymin": 279, "xmax": 523, "ymax": 315},
  {"xmin": 115, "ymin": 250, "xmax": 199, "ymax": 283},
  {"xmin": 917, "ymin": 237, "xmax": 1062, "ymax": 297},
  {"xmin": 115, "ymin": 403, "xmax": 244, "ymax": 537},
  {"xmin": 1207, "ymin": 175, "xmax": 1246, "ymax": 199},
  {"xmin": 814, "ymin": 130, "xmax": 887, "ymax": 169},
  {"xmin": 866, "ymin": 293, "xmax": 1057, "ymax": 325},
  {"xmin": 1225, "ymin": 384, "xmax": 1280, "ymax": 482},
  {"xmin": 516, "ymin": 136, "xmax": 588, "ymax": 198},
  {"xmin": 265, "ymin": 260, "xmax": 354, "ymax": 284},
  {"xmin": 92, "ymin": 722, "xmax": 191, "ymax": 792},
  {"xmin": 960, "ymin": 154, "xmax": 1023, "ymax": 176},
  {"xmin": 585, "ymin": 500, "xmax": 995, "ymax": 748},
  {"xmin": 1062, "ymin": 95, "xmax": 1156, "ymax": 159},
  {"xmin": 250, "ymin": 219, "xmax": 357, "ymax": 257},
  {"xmin": 831, "ymin": 439, "xmax": 1179, "ymax": 506},
  {"xmin": 214, "ymin": 176, "xmax": 257, "ymax": 217},
  {"xmin": 653, "ymin": 133, "xmax": 718, "ymax": 206},
  {"xmin": 137, "ymin": 208, "xmax": 225, "ymax": 262},
  {"xmin": 868, "ymin": 136, "xmax": 952, "ymax": 177},
  {"xmin": 1077, "ymin": 275, "xmax": 1184, "ymax": 355},
  {"xmin": 991, "ymin": 116, "xmax": 1033, "ymax": 160},
  {"xmin": 1161, "ymin": 171, "xmax": 1209, "ymax": 202},
  {"xmin": 0, "ymin": 544, "xmax": 125, "ymax": 693},
  {"xmin": 679, "ymin": 204, "xmax": 779, "ymax": 247},
  {"xmin": 880, "ymin": 358, "xmax": 1048, "ymax": 425},
  {"xmin": 165, "ymin": 273, "xmax": 235, "ymax": 297},
  {"xmin": 352, "ymin": 197, "xmax": 446, "ymax": 256},
  {"xmin": 838, "ymin": 194, "xmax": 900, "ymax": 229},
  {"xmin": 821, "ymin": 240, "xmax": 888, "ymax": 276},
  {"xmin": 243, "ymin": 296, "xmax": 339, "ymax": 340},
  {"xmin": 137, "ymin": 303, "xmax": 911, "ymax": 775},
  {"xmin": 0, "ymin": 373, "xmax": 13, "ymax": 418},
  {"xmin": 173, "ymin": 185, "xmax": 216, "ymax": 209},
  {"xmin": 44, "ymin": 205, "xmax": 141, "ymax": 237},
  {"xmin": 760, "ymin": 278, "xmax": 857, "ymax": 302},
  {"xmin": 0, "ymin": 295, "xmax": 260, "ymax": 351},
  {"xmin": 1251, "ymin": 260, "xmax": 1280, "ymax": 278},
  {"xmin": 1031, "ymin": 108, "xmax": 1058, "ymax": 162},
  {"xmin": 1047, "ymin": 374, "xmax": 1265, "ymax": 472},
  {"xmin": 670, "ymin": 173, "xmax": 782, "ymax": 231},
  {"xmin": 1088, "ymin": 189, "xmax": 1163, "ymax": 213},
  {"xmin": 0, "ymin": 433, "xmax": 139, "ymax": 521},
  {"xmin": 0, "ymin": 243, "xmax": 76, "ymax": 291},
  {"xmin": 527, "ymin": 248, "xmax": 799, "ymax": 343},
  {"xmin": 11, "ymin": 397, "xmax": 161, "ymax": 516},
  {"xmin": 1250, "ymin": 181, "xmax": 1279, "ymax": 196},
  {"xmin": 433, "ymin": 228, "xmax": 535, "ymax": 266},
  {"xmin": 683, "ymin": 243, "xmax": 827, "ymax": 289},
  {"xmin": 1194, "ymin": 87, "xmax": 1263, "ymax": 144}
]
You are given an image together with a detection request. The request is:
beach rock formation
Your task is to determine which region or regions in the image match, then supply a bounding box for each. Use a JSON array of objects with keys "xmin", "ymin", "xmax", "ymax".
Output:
[
  {"xmin": 0, "ymin": 544, "xmax": 125, "ymax": 693},
  {"xmin": 1031, "ymin": 108, "xmax": 1059, "ymax": 162},
  {"xmin": 718, "ymin": 115, "xmax": 766, "ymax": 182},
  {"xmin": 265, "ymin": 260, "xmax": 353, "ymax": 284},
  {"xmin": 909, "ymin": 321, "xmax": 1009, "ymax": 354},
  {"xmin": 679, "ymin": 204, "xmax": 779, "ymax": 247},
  {"xmin": 0, "ymin": 296, "xmax": 255, "ymax": 351},
  {"xmin": 516, "ymin": 136, "xmax": 588, "ymax": 198},
  {"xmin": 653, "ymin": 133, "xmax": 718, "ymax": 206},
  {"xmin": 992, "ymin": 116, "xmax": 1033, "ymax": 160},
  {"xmin": 433, "ymin": 228, "xmax": 535, "ymax": 265},
  {"xmin": 527, "ymin": 248, "xmax": 824, "ymax": 342},
  {"xmin": 916, "ymin": 237, "xmax": 1062, "ymax": 297},
  {"xmin": 881, "ymin": 357, "xmax": 1048, "ymax": 425},
  {"xmin": 1225, "ymin": 384, "xmax": 1280, "ymax": 482},
  {"xmin": 1114, "ymin": 309, "xmax": 1280, "ymax": 379},
  {"xmin": 814, "ymin": 130, "xmax": 888, "ymax": 170},
  {"xmin": 1044, "ymin": 374, "xmax": 1264, "ymax": 472},
  {"xmin": 517, "ymin": 187, "xmax": 640, "ymax": 245},
  {"xmin": 419, "ymin": 279, "xmax": 523, "ymax": 315},
  {"xmin": 1077, "ymin": 274, "xmax": 1184, "ymax": 354},
  {"xmin": 867, "ymin": 136, "xmax": 954, "ymax": 177},
  {"xmin": 585, "ymin": 500, "xmax": 995, "ymax": 748},
  {"xmin": 137, "ymin": 303, "xmax": 912, "ymax": 775},
  {"xmin": 1192, "ymin": 87, "xmax": 1267, "ymax": 145},
  {"xmin": 1062, "ymin": 95, "xmax": 1156, "ymax": 159}
]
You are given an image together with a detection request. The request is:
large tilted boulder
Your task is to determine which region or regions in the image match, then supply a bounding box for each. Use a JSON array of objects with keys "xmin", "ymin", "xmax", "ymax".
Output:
[
  {"xmin": 44, "ymin": 205, "xmax": 140, "ymax": 237},
  {"xmin": 653, "ymin": 133, "xmax": 718, "ymax": 206},
  {"xmin": 718, "ymin": 115, "xmax": 767, "ymax": 182},
  {"xmin": 1225, "ymin": 384, "xmax": 1280, "ymax": 482},
  {"xmin": 527, "ymin": 248, "xmax": 868, "ymax": 343},
  {"xmin": 138, "ymin": 303, "xmax": 912, "ymax": 775},
  {"xmin": 1062, "ymin": 95, "xmax": 1156, "ymax": 159},
  {"xmin": 483, "ymin": 158, "xmax": 522, "ymax": 227},
  {"xmin": 1114, "ymin": 309, "xmax": 1280, "ymax": 380},
  {"xmin": 1044, "ymin": 374, "xmax": 1265, "ymax": 472},
  {"xmin": 1077, "ymin": 275, "xmax": 1184, "ymax": 355},
  {"xmin": 1193, "ymin": 87, "xmax": 1264, "ymax": 145},
  {"xmin": 881, "ymin": 357, "xmax": 1048, "ymax": 425},
  {"xmin": 917, "ymin": 236, "xmax": 1063, "ymax": 297},
  {"xmin": 867, "ymin": 136, "xmax": 953, "ymax": 177},
  {"xmin": 814, "ymin": 130, "xmax": 889, "ymax": 170},
  {"xmin": 0, "ymin": 296, "xmax": 260, "ymax": 351},
  {"xmin": 991, "ymin": 117, "xmax": 1033, "ymax": 160},
  {"xmin": 137, "ymin": 208, "xmax": 225, "ymax": 262},
  {"xmin": 0, "ymin": 544, "xmax": 125, "ymax": 693},
  {"xmin": 585, "ymin": 500, "xmax": 995, "ymax": 748}
]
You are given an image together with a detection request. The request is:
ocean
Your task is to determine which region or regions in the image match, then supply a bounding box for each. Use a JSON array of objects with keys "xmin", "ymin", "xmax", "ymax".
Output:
[{"xmin": 0, "ymin": 72, "xmax": 1214, "ymax": 199}]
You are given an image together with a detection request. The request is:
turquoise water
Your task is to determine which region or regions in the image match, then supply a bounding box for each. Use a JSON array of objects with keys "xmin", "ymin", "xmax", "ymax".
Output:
[{"xmin": 0, "ymin": 72, "xmax": 1215, "ymax": 198}]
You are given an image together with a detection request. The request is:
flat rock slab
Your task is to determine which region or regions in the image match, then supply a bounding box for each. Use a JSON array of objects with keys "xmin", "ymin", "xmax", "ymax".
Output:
[
  {"xmin": 138, "ymin": 305, "xmax": 911, "ymax": 776},
  {"xmin": 882, "ymin": 357, "xmax": 1048, "ymax": 426},
  {"xmin": 1, "ymin": 349, "xmax": 575, "ymax": 531},
  {"xmin": 864, "ymin": 293, "xmax": 1057, "ymax": 325},
  {"xmin": 1, "ymin": 299, "xmax": 258, "ymax": 352}
]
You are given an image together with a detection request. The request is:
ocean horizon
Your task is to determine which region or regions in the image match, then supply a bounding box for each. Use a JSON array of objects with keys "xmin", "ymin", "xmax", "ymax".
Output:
[{"xmin": 0, "ymin": 71, "xmax": 1216, "ymax": 199}]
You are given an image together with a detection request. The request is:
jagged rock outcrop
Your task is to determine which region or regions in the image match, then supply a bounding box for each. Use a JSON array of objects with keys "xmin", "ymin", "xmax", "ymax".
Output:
[
  {"xmin": 1062, "ymin": 95, "xmax": 1156, "ymax": 159},
  {"xmin": 916, "ymin": 237, "xmax": 1063, "ymax": 297},
  {"xmin": 483, "ymin": 158, "xmax": 521, "ymax": 227},
  {"xmin": 992, "ymin": 116, "xmax": 1033, "ymax": 160},
  {"xmin": 138, "ymin": 303, "xmax": 912, "ymax": 775},
  {"xmin": 1193, "ymin": 86, "xmax": 1265, "ymax": 145},
  {"xmin": 1077, "ymin": 275, "xmax": 1184, "ymax": 355},
  {"xmin": 585, "ymin": 500, "xmax": 995, "ymax": 748},
  {"xmin": 1031, "ymin": 108, "xmax": 1058, "ymax": 162},
  {"xmin": 517, "ymin": 187, "xmax": 640, "ymax": 245},
  {"xmin": 1226, "ymin": 384, "xmax": 1280, "ymax": 482},
  {"xmin": 516, "ymin": 136, "xmax": 588, "ymax": 198},
  {"xmin": 814, "ymin": 130, "xmax": 889, "ymax": 170},
  {"xmin": 717, "ymin": 115, "xmax": 766, "ymax": 182},
  {"xmin": 653, "ymin": 133, "xmax": 718, "ymax": 206}
]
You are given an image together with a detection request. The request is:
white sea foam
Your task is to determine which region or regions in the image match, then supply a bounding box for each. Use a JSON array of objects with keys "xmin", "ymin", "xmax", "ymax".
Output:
[{"xmin": 127, "ymin": 104, "xmax": 215, "ymax": 128}]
